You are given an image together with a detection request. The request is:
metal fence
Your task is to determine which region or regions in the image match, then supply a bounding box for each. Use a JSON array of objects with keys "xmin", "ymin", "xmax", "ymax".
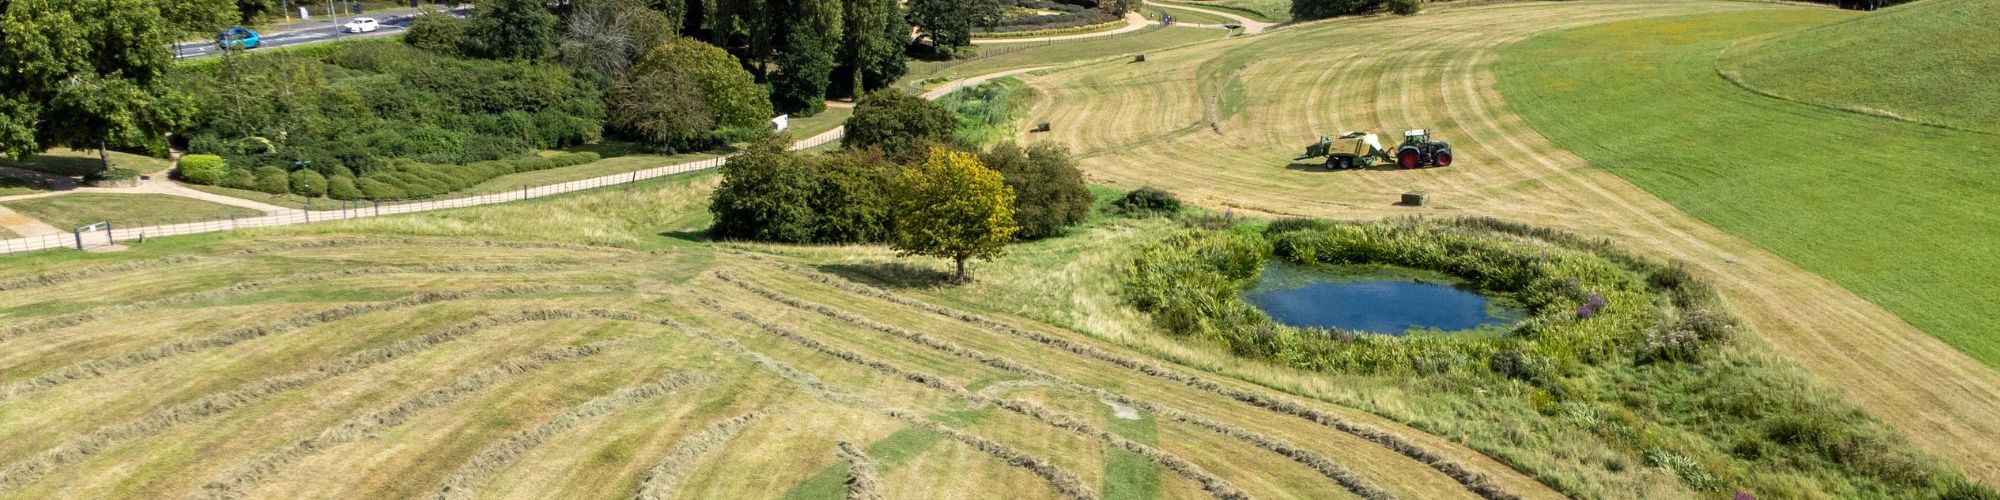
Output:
[{"xmin": 0, "ymin": 128, "xmax": 845, "ymax": 256}]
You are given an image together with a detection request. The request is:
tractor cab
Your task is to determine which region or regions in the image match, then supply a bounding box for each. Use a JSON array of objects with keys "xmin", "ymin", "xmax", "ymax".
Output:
[{"xmin": 1401, "ymin": 129, "xmax": 1430, "ymax": 145}]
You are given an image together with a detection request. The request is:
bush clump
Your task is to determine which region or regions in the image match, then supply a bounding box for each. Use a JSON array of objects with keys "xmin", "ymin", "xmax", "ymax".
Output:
[
  {"xmin": 1114, "ymin": 186, "xmax": 1181, "ymax": 215},
  {"xmin": 177, "ymin": 155, "xmax": 227, "ymax": 185},
  {"xmin": 1388, "ymin": 0, "xmax": 1420, "ymax": 15},
  {"xmin": 981, "ymin": 142, "xmax": 1091, "ymax": 240},
  {"xmin": 289, "ymin": 169, "xmax": 328, "ymax": 197},
  {"xmin": 253, "ymin": 167, "xmax": 291, "ymax": 194},
  {"xmin": 326, "ymin": 176, "xmax": 364, "ymax": 200},
  {"xmin": 843, "ymin": 89, "xmax": 958, "ymax": 163}
]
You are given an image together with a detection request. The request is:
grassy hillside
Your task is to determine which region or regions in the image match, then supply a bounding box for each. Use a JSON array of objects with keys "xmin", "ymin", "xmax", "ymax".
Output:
[
  {"xmin": 1495, "ymin": 13, "xmax": 2000, "ymax": 367},
  {"xmin": 1012, "ymin": 0, "xmax": 2000, "ymax": 484},
  {"xmin": 1719, "ymin": 0, "xmax": 2000, "ymax": 133},
  {"xmin": 0, "ymin": 175, "xmax": 1567, "ymax": 499}
]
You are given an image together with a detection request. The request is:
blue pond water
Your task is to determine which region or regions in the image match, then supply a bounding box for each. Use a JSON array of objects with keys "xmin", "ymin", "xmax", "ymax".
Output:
[{"xmin": 1243, "ymin": 263, "xmax": 1519, "ymax": 335}]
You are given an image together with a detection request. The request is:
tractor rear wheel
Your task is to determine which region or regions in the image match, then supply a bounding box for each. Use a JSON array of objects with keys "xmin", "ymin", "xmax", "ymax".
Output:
[
  {"xmin": 1398, "ymin": 151, "xmax": 1420, "ymax": 169},
  {"xmin": 1435, "ymin": 152, "xmax": 1453, "ymax": 167}
]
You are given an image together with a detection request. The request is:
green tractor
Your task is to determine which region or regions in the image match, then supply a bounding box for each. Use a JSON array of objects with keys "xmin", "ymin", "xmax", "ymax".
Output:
[
  {"xmin": 1298, "ymin": 131, "xmax": 1390, "ymax": 170},
  {"xmin": 1299, "ymin": 129, "xmax": 1454, "ymax": 170},
  {"xmin": 1392, "ymin": 129, "xmax": 1453, "ymax": 169}
]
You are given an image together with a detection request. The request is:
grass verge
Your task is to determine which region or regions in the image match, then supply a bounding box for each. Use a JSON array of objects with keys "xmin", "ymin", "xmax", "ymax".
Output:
[{"xmin": 0, "ymin": 193, "xmax": 263, "ymax": 230}]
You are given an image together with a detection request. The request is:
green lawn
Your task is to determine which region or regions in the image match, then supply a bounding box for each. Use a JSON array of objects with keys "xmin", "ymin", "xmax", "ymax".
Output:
[
  {"xmin": 908, "ymin": 27, "xmax": 1229, "ymax": 84},
  {"xmin": 1719, "ymin": 0, "xmax": 1998, "ymax": 133},
  {"xmin": 0, "ymin": 176, "xmax": 44, "ymax": 196},
  {"xmin": 1161, "ymin": 0, "xmax": 1289, "ymax": 23},
  {"xmin": 1495, "ymin": 12, "xmax": 2000, "ymax": 366},
  {"xmin": 0, "ymin": 193, "xmax": 264, "ymax": 230}
]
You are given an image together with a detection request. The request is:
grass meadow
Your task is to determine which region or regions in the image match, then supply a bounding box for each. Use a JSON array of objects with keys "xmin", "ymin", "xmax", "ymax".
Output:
[
  {"xmin": 0, "ymin": 193, "xmax": 263, "ymax": 230},
  {"xmin": 1494, "ymin": 12, "xmax": 2000, "ymax": 368}
]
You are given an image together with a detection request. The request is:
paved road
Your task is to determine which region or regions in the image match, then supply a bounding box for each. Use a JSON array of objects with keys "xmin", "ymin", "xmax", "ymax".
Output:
[
  {"xmin": 1146, "ymin": 0, "xmax": 1276, "ymax": 34},
  {"xmin": 173, "ymin": 8, "xmax": 469, "ymax": 60}
]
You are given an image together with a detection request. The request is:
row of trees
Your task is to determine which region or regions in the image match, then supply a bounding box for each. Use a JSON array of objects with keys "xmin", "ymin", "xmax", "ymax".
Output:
[{"xmin": 710, "ymin": 88, "xmax": 1093, "ymax": 281}]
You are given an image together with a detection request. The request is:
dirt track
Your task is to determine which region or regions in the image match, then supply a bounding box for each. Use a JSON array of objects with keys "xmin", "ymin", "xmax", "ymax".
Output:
[{"xmin": 1020, "ymin": 0, "xmax": 2000, "ymax": 482}]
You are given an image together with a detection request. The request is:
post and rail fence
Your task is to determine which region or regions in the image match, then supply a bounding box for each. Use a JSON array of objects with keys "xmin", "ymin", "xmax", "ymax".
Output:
[{"xmin": 0, "ymin": 129, "xmax": 845, "ymax": 256}]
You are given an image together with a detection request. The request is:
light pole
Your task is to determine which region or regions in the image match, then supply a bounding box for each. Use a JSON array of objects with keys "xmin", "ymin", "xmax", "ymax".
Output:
[{"xmin": 329, "ymin": 0, "xmax": 342, "ymax": 40}]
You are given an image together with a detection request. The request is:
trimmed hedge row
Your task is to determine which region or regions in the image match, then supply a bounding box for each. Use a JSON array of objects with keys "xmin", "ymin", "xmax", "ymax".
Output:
[{"xmin": 346, "ymin": 152, "xmax": 601, "ymax": 201}]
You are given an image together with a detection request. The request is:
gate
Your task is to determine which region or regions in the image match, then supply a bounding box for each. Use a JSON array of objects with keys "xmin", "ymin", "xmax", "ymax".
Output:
[{"xmin": 73, "ymin": 222, "xmax": 113, "ymax": 250}]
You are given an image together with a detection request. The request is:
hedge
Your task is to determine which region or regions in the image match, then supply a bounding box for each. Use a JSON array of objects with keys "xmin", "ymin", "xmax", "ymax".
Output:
[{"xmin": 177, "ymin": 155, "xmax": 227, "ymax": 185}]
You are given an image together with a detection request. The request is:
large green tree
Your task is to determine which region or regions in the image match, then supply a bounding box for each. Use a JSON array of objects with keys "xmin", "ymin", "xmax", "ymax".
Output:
[
  {"xmin": 842, "ymin": 89, "xmax": 956, "ymax": 163},
  {"xmin": 0, "ymin": 0, "xmax": 188, "ymax": 170},
  {"xmin": 836, "ymin": 0, "xmax": 908, "ymax": 97},
  {"xmin": 560, "ymin": 0, "xmax": 682, "ymax": 79},
  {"xmin": 908, "ymin": 0, "xmax": 1001, "ymax": 49},
  {"xmin": 709, "ymin": 134, "xmax": 818, "ymax": 242},
  {"xmin": 980, "ymin": 142, "xmax": 1092, "ymax": 240},
  {"xmin": 466, "ymin": 0, "xmax": 561, "ymax": 61},
  {"xmin": 608, "ymin": 36, "xmax": 772, "ymax": 151},
  {"xmin": 1291, "ymin": 0, "xmax": 1384, "ymax": 20},
  {"xmin": 890, "ymin": 146, "xmax": 1018, "ymax": 283},
  {"xmin": 161, "ymin": 0, "xmax": 238, "ymax": 37},
  {"xmin": 770, "ymin": 0, "xmax": 841, "ymax": 116}
]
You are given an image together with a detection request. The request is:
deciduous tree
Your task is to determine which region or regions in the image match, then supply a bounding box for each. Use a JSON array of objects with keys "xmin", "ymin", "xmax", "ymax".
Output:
[
  {"xmin": 466, "ymin": 0, "xmax": 561, "ymax": 61},
  {"xmin": 0, "ymin": 0, "xmax": 188, "ymax": 170},
  {"xmin": 890, "ymin": 146, "xmax": 1018, "ymax": 283},
  {"xmin": 980, "ymin": 142, "xmax": 1092, "ymax": 240},
  {"xmin": 908, "ymin": 0, "xmax": 1001, "ymax": 49},
  {"xmin": 842, "ymin": 89, "xmax": 955, "ymax": 163},
  {"xmin": 608, "ymin": 37, "xmax": 772, "ymax": 151},
  {"xmin": 709, "ymin": 134, "xmax": 818, "ymax": 242}
]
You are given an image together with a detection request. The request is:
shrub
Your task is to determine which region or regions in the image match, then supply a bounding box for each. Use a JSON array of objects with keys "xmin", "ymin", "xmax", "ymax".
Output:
[
  {"xmin": 1264, "ymin": 217, "xmax": 1331, "ymax": 235},
  {"xmin": 1292, "ymin": 0, "xmax": 1384, "ymax": 20},
  {"xmin": 221, "ymin": 168, "xmax": 258, "ymax": 190},
  {"xmin": 253, "ymin": 167, "xmax": 291, "ymax": 194},
  {"xmin": 326, "ymin": 176, "xmax": 364, "ymax": 200},
  {"xmin": 980, "ymin": 142, "xmax": 1092, "ymax": 240},
  {"xmin": 404, "ymin": 11, "xmax": 469, "ymax": 55},
  {"xmin": 177, "ymin": 154, "xmax": 227, "ymax": 185},
  {"xmin": 708, "ymin": 135, "xmax": 818, "ymax": 242},
  {"xmin": 290, "ymin": 169, "xmax": 328, "ymax": 197},
  {"xmin": 844, "ymin": 89, "xmax": 958, "ymax": 163},
  {"xmin": 356, "ymin": 177, "xmax": 406, "ymax": 200},
  {"xmin": 810, "ymin": 149, "xmax": 898, "ymax": 243},
  {"xmin": 1388, "ymin": 0, "xmax": 1420, "ymax": 15},
  {"xmin": 1114, "ymin": 186, "xmax": 1181, "ymax": 215}
]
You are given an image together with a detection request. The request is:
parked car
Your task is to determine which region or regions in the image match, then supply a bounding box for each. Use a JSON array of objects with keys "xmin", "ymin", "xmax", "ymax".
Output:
[
  {"xmin": 216, "ymin": 27, "xmax": 261, "ymax": 49},
  {"xmin": 342, "ymin": 17, "xmax": 380, "ymax": 33}
]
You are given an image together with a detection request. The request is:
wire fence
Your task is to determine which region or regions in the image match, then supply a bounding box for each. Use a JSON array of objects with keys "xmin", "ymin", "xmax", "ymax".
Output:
[{"xmin": 0, "ymin": 128, "xmax": 845, "ymax": 255}]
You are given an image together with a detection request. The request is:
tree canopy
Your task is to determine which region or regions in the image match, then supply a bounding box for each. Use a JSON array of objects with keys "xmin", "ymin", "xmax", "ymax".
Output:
[
  {"xmin": 981, "ymin": 142, "xmax": 1093, "ymax": 240},
  {"xmin": 609, "ymin": 36, "xmax": 773, "ymax": 151},
  {"xmin": 709, "ymin": 134, "xmax": 819, "ymax": 242},
  {"xmin": 890, "ymin": 146, "xmax": 1018, "ymax": 283},
  {"xmin": 466, "ymin": 0, "xmax": 562, "ymax": 60},
  {"xmin": 843, "ymin": 89, "xmax": 958, "ymax": 163},
  {"xmin": 0, "ymin": 0, "xmax": 187, "ymax": 168},
  {"xmin": 908, "ymin": 0, "xmax": 1003, "ymax": 49}
]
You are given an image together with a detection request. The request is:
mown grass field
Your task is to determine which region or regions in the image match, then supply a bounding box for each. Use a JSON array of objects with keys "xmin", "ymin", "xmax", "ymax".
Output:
[
  {"xmin": 0, "ymin": 175, "xmax": 1565, "ymax": 499},
  {"xmin": 1164, "ymin": 0, "xmax": 1290, "ymax": 23},
  {"xmin": 1718, "ymin": 0, "xmax": 1999, "ymax": 133},
  {"xmin": 1012, "ymin": 0, "xmax": 2000, "ymax": 484},
  {"xmin": 1494, "ymin": 11, "xmax": 2000, "ymax": 370},
  {"xmin": 0, "ymin": 193, "xmax": 263, "ymax": 230}
]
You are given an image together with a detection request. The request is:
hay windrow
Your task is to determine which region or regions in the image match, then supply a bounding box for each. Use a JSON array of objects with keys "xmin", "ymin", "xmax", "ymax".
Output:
[
  {"xmin": 0, "ymin": 284, "xmax": 628, "ymax": 402},
  {"xmin": 632, "ymin": 409, "xmax": 772, "ymax": 500},
  {"xmin": 836, "ymin": 441, "xmax": 883, "ymax": 500},
  {"xmin": 714, "ymin": 303, "xmax": 1242, "ymax": 499},
  {"xmin": 432, "ymin": 371, "xmax": 708, "ymax": 500},
  {"xmin": 734, "ymin": 255, "xmax": 1519, "ymax": 500},
  {"xmin": 226, "ymin": 237, "xmax": 643, "ymax": 256},
  {"xmin": 660, "ymin": 316, "xmax": 1094, "ymax": 500},
  {"xmin": 0, "ymin": 262, "xmax": 602, "ymax": 344},
  {"xmin": 197, "ymin": 339, "xmax": 632, "ymax": 500},
  {"xmin": 0, "ymin": 255, "xmax": 204, "ymax": 292},
  {"xmin": 0, "ymin": 309, "xmax": 652, "ymax": 495},
  {"xmin": 717, "ymin": 271, "xmax": 1392, "ymax": 499}
]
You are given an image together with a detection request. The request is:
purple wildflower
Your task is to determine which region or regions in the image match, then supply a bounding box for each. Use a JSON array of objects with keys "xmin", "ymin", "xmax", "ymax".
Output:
[
  {"xmin": 1577, "ymin": 304, "xmax": 1597, "ymax": 319},
  {"xmin": 1733, "ymin": 492, "xmax": 1754, "ymax": 500}
]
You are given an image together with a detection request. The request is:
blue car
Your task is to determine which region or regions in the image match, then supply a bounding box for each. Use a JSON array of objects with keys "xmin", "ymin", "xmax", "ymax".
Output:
[{"xmin": 217, "ymin": 27, "xmax": 261, "ymax": 50}]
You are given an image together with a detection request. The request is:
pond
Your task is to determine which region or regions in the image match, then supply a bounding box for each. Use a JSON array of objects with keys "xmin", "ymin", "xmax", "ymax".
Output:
[{"xmin": 1242, "ymin": 262, "xmax": 1523, "ymax": 336}]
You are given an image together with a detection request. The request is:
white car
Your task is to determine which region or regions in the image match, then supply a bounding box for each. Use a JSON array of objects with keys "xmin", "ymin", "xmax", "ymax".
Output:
[{"xmin": 341, "ymin": 17, "xmax": 379, "ymax": 33}]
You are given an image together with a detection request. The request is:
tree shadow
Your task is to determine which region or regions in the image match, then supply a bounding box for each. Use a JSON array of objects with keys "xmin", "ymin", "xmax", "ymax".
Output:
[
  {"xmin": 659, "ymin": 229, "xmax": 710, "ymax": 243},
  {"xmin": 816, "ymin": 262, "xmax": 954, "ymax": 290},
  {"xmin": 1283, "ymin": 161, "xmax": 1409, "ymax": 173}
]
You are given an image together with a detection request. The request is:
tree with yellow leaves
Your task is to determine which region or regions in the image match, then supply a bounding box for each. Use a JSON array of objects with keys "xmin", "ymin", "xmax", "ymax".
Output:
[{"xmin": 890, "ymin": 146, "xmax": 1019, "ymax": 283}]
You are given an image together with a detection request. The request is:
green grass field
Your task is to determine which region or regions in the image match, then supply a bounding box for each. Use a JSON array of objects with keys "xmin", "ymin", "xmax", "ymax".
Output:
[
  {"xmin": 1718, "ymin": 0, "xmax": 1999, "ymax": 133},
  {"xmin": 1162, "ymin": 0, "xmax": 1289, "ymax": 23},
  {"xmin": 907, "ymin": 27, "xmax": 1229, "ymax": 85},
  {"xmin": 0, "ymin": 193, "xmax": 263, "ymax": 230},
  {"xmin": 1495, "ymin": 11, "xmax": 2000, "ymax": 367}
]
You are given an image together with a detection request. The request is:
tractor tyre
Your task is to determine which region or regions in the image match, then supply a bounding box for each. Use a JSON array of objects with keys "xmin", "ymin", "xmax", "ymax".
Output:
[
  {"xmin": 1435, "ymin": 151, "xmax": 1453, "ymax": 167},
  {"xmin": 1398, "ymin": 150, "xmax": 1421, "ymax": 169}
]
